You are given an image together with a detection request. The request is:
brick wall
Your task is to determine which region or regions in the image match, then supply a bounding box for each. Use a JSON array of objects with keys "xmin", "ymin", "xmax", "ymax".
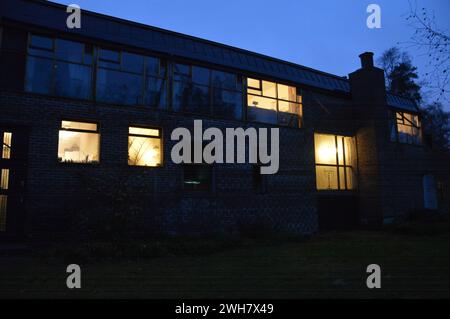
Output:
[
  {"xmin": 349, "ymin": 56, "xmax": 449, "ymax": 226},
  {"xmin": 0, "ymin": 91, "xmax": 320, "ymax": 238}
]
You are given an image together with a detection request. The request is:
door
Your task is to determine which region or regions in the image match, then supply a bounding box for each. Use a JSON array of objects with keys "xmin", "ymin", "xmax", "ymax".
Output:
[
  {"xmin": 423, "ymin": 174, "xmax": 438, "ymax": 210},
  {"xmin": 0, "ymin": 127, "xmax": 28, "ymax": 238}
]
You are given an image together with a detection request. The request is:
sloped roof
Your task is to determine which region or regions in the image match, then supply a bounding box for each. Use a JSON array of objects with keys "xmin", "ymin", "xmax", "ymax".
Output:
[
  {"xmin": 1, "ymin": 0, "xmax": 350, "ymax": 93},
  {"xmin": 386, "ymin": 93, "xmax": 420, "ymax": 113},
  {"xmin": 1, "ymin": 0, "xmax": 419, "ymax": 112}
]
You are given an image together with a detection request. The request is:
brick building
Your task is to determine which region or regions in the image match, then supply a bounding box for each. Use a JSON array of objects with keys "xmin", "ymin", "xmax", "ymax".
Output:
[{"xmin": 0, "ymin": 0, "xmax": 448, "ymax": 239}]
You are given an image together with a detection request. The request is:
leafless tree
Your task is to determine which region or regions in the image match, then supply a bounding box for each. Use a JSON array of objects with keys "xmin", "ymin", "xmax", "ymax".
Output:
[{"xmin": 405, "ymin": 1, "xmax": 450, "ymax": 101}]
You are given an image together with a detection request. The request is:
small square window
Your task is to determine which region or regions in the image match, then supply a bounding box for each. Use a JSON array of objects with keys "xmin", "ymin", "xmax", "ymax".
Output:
[
  {"xmin": 183, "ymin": 164, "xmax": 212, "ymax": 192},
  {"xmin": 128, "ymin": 126, "xmax": 162, "ymax": 167},
  {"xmin": 58, "ymin": 121, "xmax": 99, "ymax": 163},
  {"xmin": 395, "ymin": 111, "xmax": 422, "ymax": 145}
]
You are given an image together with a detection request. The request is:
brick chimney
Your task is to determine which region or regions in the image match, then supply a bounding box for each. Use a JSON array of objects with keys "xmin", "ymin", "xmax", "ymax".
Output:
[
  {"xmin": 348, "ymin": 52, "xmax": 389, "ymax": 230},
  {"xmin": 349, "ymin": 51, "xmax": 386, "ymax": 107},
  {"xmin": 359, "ymin": 52, "xmax": 374, "ymax": 69}
]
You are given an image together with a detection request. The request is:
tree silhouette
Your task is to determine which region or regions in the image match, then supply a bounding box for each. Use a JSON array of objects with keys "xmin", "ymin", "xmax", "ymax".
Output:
[
  {"xmin": 378, "ymin": 48, "xmax": 422, "ymax": 103},
  {"xmin": 406, "ymin": 1, "xmax": 450, "ymax": 101}
]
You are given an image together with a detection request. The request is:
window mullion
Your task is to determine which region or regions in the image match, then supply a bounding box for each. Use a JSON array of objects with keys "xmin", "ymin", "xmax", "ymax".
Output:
[
  {"xmin": 142, "ymin": 54, "xmax": 147, "ymax": 106},
  {"xmin": 342, "ymin": 137, "xmax": 348, "ymax": 190},
  {"xmin": 335, "ymin": 135, "xmax": 340, "ymax": 190}
]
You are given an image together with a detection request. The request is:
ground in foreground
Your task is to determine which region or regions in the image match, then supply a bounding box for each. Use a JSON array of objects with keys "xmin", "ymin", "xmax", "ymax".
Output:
[{"xmin": 1, "ymin": 222, "xmax": 449, "ymax": 298}]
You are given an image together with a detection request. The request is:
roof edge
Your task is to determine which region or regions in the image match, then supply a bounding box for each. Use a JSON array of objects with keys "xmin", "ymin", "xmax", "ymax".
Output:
[{"xmin": 34, "ymin": 0, "xmax": 348, "ymax": 83}]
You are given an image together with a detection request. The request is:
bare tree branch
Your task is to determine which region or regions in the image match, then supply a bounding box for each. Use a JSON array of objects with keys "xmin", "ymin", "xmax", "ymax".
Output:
[{"xmin": 406, "ymin": 0, "xmax": 450, "ymax": 102}]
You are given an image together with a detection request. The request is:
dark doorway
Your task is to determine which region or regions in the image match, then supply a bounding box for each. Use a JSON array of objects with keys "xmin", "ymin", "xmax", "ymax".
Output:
[
  {"xmin": 0, "ymin": 126, "xmax": 28, "ymax": 239},
  {"xmin": 318, "ymin": 194, "xmax": 359, "ymax": 231}
]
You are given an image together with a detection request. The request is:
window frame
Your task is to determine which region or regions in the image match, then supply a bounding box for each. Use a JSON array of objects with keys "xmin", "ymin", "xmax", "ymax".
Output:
[
  {"xmin": 23, "ymin": 34, "xmax": 316, "ymax": 129},
  {"xmin": 182, "ymin": 163, "xmax": 214, "ymax": 193},
  {"xmin": 95, "ymin": 47, "xmax": 168, "ymax": 107},
  {"xmin": 26, "ymin": 33, "xmax": 94, "ymax": 98},
  {"xmin": 246, "ymin": 77, "xmax": 303, "ymax": 128},
  {"xmin": 171, "ymin": 63, "xmax": 244, "ymax": 119},
  {"xmin": 127, "ymin": 125, "xmax": 163, "ymax": 168},
  {"xmin": 392, "ymin": 111, "xmax": 423, "ymax": 145},
  {"xmin": 314, "ymin": 133, "xmax": 357, "ymax": 191},
  {"xmin": 0, "ymin": 169, "xmax": 9, "ymax": 190},
  {"xmin": 57, "ymin": 119, "xmax": 100, "ymax": 165},
  {"xmin": 2, "ymin": 132, "xmax": 12, "ymax": 160}
]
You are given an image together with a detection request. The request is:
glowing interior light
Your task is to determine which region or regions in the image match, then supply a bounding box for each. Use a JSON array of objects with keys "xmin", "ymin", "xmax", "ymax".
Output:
[
  {"xmin": 314, "ymin": 133, "xmax": 357, "ymax": 191},
  {"xmin": 59, "ymin": 130, "xmax": 78, "ymax": 139},
  {"xmin": 317, "ymin": 145, "xmax": 335, "ymax": 163},
  {"xmin": 128, "ymin": 134, "xmax": 161, "ymax": 167},
  {"xmin": 2, "ymin": 132, "xmax": 12, "ymax": 159},
  {"xmin": 315, "ymin": 135, "xmax": 337, "ymax": 165},
  {"xmin": 141, "ymin": 147, "xmax": 159, "ymax": 167}
]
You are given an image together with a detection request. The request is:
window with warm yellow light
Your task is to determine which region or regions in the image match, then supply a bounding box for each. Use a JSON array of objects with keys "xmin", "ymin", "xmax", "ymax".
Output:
[
  {"xmin": 314, "ymin": 133, "xmax": 357, "ymax": 191},
  {"xmin": 128, "ymin": 126, "xmax": 162, "ymax": 167},
  {"xmin": 0, "ymin": 169, "xmax": 9, "ymax": 190},
  {"xmin": 58, "ymin": 120, "xmax": 100, "ymax": 163},
  {"xmin": 247, "ymin": 77, "xmax": 302, "ymax": 127},
  {"xmin": 2, "ymin": 132, "xmax": 12, "ymax": 159},
  {"xmin": 392, "ymin": 111, "xmax": 422, "ymax": 145}
]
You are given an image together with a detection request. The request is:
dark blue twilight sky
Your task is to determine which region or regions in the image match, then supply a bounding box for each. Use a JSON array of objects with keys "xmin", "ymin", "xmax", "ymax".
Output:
[{"xmin": 53, "ymin": 0, "xmax": 450, "ymax": 106}]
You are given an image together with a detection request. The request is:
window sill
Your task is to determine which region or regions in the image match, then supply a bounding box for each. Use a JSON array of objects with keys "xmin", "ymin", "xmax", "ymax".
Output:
[
  {"xmin": 128, "ymin": 164, "xmax": 164, "ymax": 169},
  {"xmin": 57, "ymin": 161, "xmax": 100, "ymax": 166},
  {"xmin": 316, "ymin": 190, "xmax": 357, "ymax": 195}
]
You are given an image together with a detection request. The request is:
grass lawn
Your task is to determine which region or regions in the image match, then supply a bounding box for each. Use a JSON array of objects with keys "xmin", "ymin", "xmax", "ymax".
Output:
[{"xmin": 1, "ymin": 222, "xmax": 449, "ymax": 299}]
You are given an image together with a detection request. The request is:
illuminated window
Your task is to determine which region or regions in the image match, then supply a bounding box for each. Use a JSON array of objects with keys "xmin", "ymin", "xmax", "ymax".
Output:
[
  {"xmin": 247, "ymin": 78, "xmax": 302, "ymax": 127},
  {"xmin": 314, "ymin": 133, "xmax": 357, "ymax": 191},
  {"xmin": 128, "ymin": 126, "xmax": 162, "ymax": 167},
  {"xmin": 2, "ymin": 132, "xmax": 12, "ymax": 159},
  {"xmin": 0, "ymin": 195, "xmax": 6, "ymax": 232},
  {"xmin": 1, "ymin": 132, "xmax": 12, "ymax": 231},
  {"xmin": 0, "ymin": 169, "xmax": 9, "ymax": 190},
  {"xmin": 58, "ymin": 120, "xmax": 100, "ymax": 163},
  {"xmin": 392, "ymin": 111, "xmax": 422, "ymax": 145}
]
